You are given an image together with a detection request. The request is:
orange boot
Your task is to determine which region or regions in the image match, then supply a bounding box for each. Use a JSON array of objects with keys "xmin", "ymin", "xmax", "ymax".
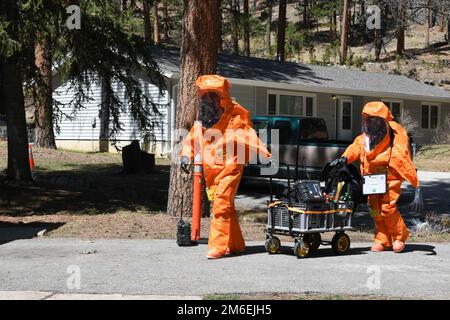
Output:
[
  {"xmin": 393, "ymin": 240, "xmax": 405, "ymax": 253},
  {"xmin": 371, "ymin": 243, "xmax": 385, "ymax": 252}
]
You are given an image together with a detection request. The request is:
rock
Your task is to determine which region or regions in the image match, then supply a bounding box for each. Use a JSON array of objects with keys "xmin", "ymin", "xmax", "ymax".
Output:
[{"xmin": 406, "ymin": 52, "xmax": 416, "ymax": 60}]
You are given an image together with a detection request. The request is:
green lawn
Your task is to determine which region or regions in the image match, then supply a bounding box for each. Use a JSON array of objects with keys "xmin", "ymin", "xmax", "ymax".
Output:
[{"xmin": 414, "ymin": 144, "xmax": 450, "ymax": 172}]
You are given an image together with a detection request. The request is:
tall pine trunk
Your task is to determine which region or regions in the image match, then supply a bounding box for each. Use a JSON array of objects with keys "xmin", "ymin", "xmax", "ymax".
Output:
[
  {"xmin": 99, "ymin": 77, "xmax": 111, "ymax": 153},
  {"xmin": 425, "ymin": 0, "xmax": 431, "ymax": 47},
  {"xmin": 231, "ymin": 0, "xmax": 239, "ymax": 55},
  {"xmin": 265, "ymin": 0, "xmax": 273, "ymax": 56},
  {"xmin": 303, "ymin": 0, "xmax": 308, "ymax": 25},
  {"xmin": 1, "ymin": 0, "xmax": 32, "ymax": 182},
  {"xmin": 276, "ymin": 0, "xmax": 287, "ymax": 62},
  {"xmin": 163, "ymin": 0, "xmax": 169, "ymax": 39},
  {"xmin": 330, "ymin": 11, "xmax": 335, "ymax": 42},
  {"xmin": 35, "ymin": 35, "xmax": 56, "ymax": 149},
  {"xmin": 153, "ymin": 0, "xmax": 160, "ymax": 45},
  {"xmin": 218, "ymin": 0, "xmax": 223, "ymax": 53},
  {"xmin": 340, "ymin": 0, "xmax": 350, "ymax": 65},
  {"xmin": 375, "ymin": 29, "xmax": 382, "ymax": 62},
  {"xmin": 396, "ymin": 0, "xmax": 406, "ymax": 56},
  {"xmin": 167, "ymin": 0, "xmax": 219, "ymax": 217},
  {"xmin": 143, "ymin": 0, "xmax": 152, "ymax": 44},
  {"xmin": 243, "ymin": 0, "xmax": 250, "ymax": 56}
]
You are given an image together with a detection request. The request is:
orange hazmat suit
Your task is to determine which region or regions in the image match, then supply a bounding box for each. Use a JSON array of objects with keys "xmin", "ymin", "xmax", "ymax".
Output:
[
  {"xmin": 342, "ymin": 102, "xmax": 419, "ymax": 248},
  {"xmin": 181, "ymin": 75, "xmax": 271, "ymax": 257}
]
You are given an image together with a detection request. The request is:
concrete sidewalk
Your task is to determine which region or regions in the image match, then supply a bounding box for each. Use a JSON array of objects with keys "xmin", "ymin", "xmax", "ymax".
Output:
[
  {"xmin": 0, "ymin": 291, "xmax": 201, "ymax": 300},
  {"xmin": 0, "ymin": 238, "xmax": 449, "ymax": 300}
]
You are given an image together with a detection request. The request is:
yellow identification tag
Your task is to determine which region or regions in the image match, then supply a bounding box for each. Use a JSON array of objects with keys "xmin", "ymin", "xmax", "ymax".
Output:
[{"xmin": 206, "ymin": 187, "xmax": 215, "ymax": 201}]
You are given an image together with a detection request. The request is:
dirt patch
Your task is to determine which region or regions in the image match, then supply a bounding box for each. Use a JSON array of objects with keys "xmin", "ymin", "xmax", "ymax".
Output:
[
  {"xmin": 2, "ymin": 211, "xmax": 449, "ymax": 243},
  {"xmin": 0, "ymin": 142, "xmax": 171, "ymax": 215}
]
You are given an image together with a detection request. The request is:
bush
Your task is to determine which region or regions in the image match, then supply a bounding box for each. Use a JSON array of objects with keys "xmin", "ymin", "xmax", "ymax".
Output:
[
  {"xmin": 434, "ymin": 113, "xmax": 450, "ymax": 144},
  {"xmin": 411, "ymin": 213, "xmax": 450, "ymax": 236},
  {"xmin": 398, "ymin": 109, "xmax": 420, "ymax": 136}
]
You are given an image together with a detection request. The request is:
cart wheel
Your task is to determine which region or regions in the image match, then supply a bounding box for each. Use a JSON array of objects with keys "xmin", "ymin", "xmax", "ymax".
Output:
[
  {"xmin": 304, "ymin": 233, "xmax": 321, "ymax": 253},
  {"xmin": 331, "ymin": 232, "xmax": 350, "ymax": 255},
  {"xmin": 293, "ymin": 240, "xmax": 309, "ymax": 259},
  {"xmin": 265, "ymin": 237, "xmax": 281, "ymax": 254}
]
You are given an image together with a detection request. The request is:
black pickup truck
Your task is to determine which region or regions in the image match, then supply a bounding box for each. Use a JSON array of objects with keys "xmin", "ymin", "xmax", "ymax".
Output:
[{"xmin": 244, "ymin": 115, "xmax": 353, "ymax": 180}]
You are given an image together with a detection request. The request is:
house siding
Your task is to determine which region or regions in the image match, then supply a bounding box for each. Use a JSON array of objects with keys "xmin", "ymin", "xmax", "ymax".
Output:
[
  {"xmin": 54, "ymin": 76, "xmax": 170, "ymax": 153},
  {"xmin": 229, "ymin": 83, "xmax": 255, "ymax": 114},
  {"xmin": 317, "ymin": 93, "xmax": 336, "ymax": 139},
  {"xmin": 54, "ymin": 80, "xmax": 103, "ymax": 141},
  {"xmin": 112, "ymin": 77, "xmax": 170, "ymax": 142}
]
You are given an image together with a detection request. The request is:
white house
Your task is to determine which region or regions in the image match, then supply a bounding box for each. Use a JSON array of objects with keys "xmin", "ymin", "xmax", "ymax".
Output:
[{"xmin": 52, "ymin": 47, "xmax": 450, "ymax": 155}]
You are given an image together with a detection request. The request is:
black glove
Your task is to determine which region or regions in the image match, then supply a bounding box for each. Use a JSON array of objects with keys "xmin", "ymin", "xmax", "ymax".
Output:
[
  {"xmin": 180, "ymin": 156, "xmax": 191, "ymax": 174},
  {"xmin": 330, "ymin": 157, "xmax": 347, "ymax": 169}
]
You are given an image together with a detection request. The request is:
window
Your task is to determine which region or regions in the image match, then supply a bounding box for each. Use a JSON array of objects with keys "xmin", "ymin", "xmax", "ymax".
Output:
[
  {"xmin": 267, "ymin": 91, "xmax": 315, "ymax": 116},
  {"xmin": 252, "ymin": 120, "xmax": 269, "ymax": 132},
  {"xmin": 279, "ymin": 95, "xmax": 303, "ymax": 115},
  {"xmin": 342, "ymin": 101, "xmax": 352, "ymax": 130},
  {"xmin": 300, "ymin": 118, "xmax": 328, "ymax": 140},
  {"xmin": 382, "ymin": 100, "xmax": 402, "ymax": 121},
  {"xmin": 268, "ymin": 94, "xmax": 277, "ymax": 115},
  {"xmin": 274, "ymin": 120, "xmax": 291, "ymax": 144},
  {"xmin": 421, "ymin": 104, "xmax": 439, "ymax": 129}
]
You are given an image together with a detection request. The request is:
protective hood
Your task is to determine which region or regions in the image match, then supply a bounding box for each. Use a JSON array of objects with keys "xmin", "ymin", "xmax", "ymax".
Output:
[
  {"xmin": 196, "ymin": 75, "xmax": 234, "ymax": 113},
  {"xmin": 362, "ymin": 102, "xmax": 392, "ymax": 152},
  {"xmin": 362, "ymin": 101, "xmax": 394, "ymax": 121},
  {"xmin": 343, "ymin": 101, "xmax": 419, "ymax": 188}
]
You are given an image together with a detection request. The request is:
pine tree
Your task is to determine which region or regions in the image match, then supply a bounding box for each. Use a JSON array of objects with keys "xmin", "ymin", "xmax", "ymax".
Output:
[
  {"xmin": 265, "ymin": 0, "xmax": 273, "ymax": 56},
  {"xmin": 243, "ymin": 0, "xmax": 250, "ymax": 56},
  {"xmin": 1, "ymin": 0, "xmax": 165, "ymax": 181},
  {"xmin": 167, "ymin": 0, "xmax": 219, "ymax": 217},
  {"xmin": 340, "ymin": 0, "xmax": 350, "ymax": 65},
  {"xmin": 0, "ymin": 0, "xmax": 32, "ymax": 182},
  {"xmin": 397, "ymin": 0, "xmax": 406, "ymax": 55},
  {"xmin": 277, "ymin": 0, "xmax": 287, "ymax": 62}
]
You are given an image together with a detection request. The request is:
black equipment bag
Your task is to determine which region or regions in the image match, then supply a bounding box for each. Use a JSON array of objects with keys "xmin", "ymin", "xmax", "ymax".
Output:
[
  {"xmin": 177, "ymin": 219, "xmax": 193, "ymax": 246},
  {"xmin": 293, "ymin": 180, "xmax": 325, "ymax": 203},
  {"xmin": 321, "ymin": 162, "xmax": 364, "ymax": 208}
]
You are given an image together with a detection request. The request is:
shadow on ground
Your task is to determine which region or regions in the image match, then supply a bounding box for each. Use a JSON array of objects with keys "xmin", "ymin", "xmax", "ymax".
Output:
[
  {"xmin": 0, "ymin": 221, "xmax": 65, "ymax": 245},
  {"xmin": 0, "ymin": 163, "xmax": 170, "ymax": 216}
]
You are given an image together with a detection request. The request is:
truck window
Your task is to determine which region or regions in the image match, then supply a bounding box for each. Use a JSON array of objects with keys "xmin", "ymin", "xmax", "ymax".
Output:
[
  {"xmin": 306, "ymin": 97, "xmax": 314, "ymax": 116},
  {"xmin": 300, "ymin": 119, "xmax": 328, "ymax": 141},
  {"xmin": 252, "ymin": 120, "xmax": 269, "ymax": 132},
  {"xmin": 274, "ymin": 120, "xmax": 291, "ymax": 144}
]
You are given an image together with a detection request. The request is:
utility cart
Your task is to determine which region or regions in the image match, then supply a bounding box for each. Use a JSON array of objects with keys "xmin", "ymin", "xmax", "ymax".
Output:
[{"xmin": 264, "ymin": 165, "xmax": 356, "ymax": 258}]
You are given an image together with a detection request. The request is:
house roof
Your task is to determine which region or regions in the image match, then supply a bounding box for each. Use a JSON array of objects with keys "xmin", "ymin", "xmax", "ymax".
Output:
[{"xmin": 152, "ymin": 47, "xmax": 450, "ymax": 103}]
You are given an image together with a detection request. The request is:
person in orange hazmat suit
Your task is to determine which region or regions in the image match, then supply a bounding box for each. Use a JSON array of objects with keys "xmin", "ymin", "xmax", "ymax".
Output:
[
  {"xmin": 180, "ymin": 75, "xmax": 271, "ymax": 259},
  {"xmin": 330, "ymin": 102, "xmax": 419, "ymax": 253}
]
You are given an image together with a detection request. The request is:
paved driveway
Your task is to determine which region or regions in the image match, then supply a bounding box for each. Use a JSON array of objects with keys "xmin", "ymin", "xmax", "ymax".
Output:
[{"xmin": 0, "ymin": 238, "xmax": 448, "ymax": 299}]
